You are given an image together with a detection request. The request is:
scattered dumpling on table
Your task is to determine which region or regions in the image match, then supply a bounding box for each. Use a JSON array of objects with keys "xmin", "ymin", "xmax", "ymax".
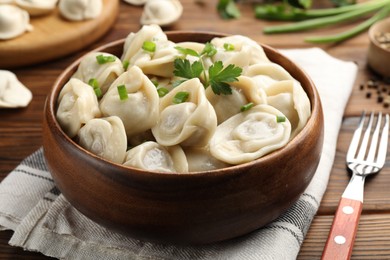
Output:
[
  {"xmin": 140, "ymin": 0, "xmax": 183, "ymax": 27},
  {"xmin": 0, "ymin": 70, "xmax": 32, "ymax": 108},
  {"xmin": 56, "ymin": 24, "xmax": 312, "ymax": 173},
  {"xmin": 58, "ymin": 0, "xmax": 102, "ymax": 21},
  {"xmin": 0, "ymin": 4, "xmax": 33, "ymax": 40},
  {"xmin": 15, "ymin": 0, "xmax": 58, "ymax": 16}
]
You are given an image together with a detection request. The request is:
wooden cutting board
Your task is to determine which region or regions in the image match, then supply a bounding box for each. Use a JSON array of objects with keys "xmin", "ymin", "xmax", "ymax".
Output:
[{"xmin": 0, "ymin": 0, "xmax": 119, "ymax": 69}]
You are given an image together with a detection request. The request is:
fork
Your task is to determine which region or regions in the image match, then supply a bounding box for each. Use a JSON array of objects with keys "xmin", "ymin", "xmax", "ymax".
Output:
[{"xmin": 321, "ymin": 112, "xmax": 389, "ymax": 260}]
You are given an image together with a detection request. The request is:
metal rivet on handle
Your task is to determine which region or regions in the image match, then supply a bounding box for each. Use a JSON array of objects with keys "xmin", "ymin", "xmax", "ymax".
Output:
[
  {"xmin": 342, "ymin": 206, "xmax": 354, "ymax": 215},
  {"xmin": 334, "ymin": 235, "xmax": 346, "ymax": 245}
]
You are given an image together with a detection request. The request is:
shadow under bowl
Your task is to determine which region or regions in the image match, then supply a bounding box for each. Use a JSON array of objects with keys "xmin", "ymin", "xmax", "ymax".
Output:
[{"xmin": 43, "ymin": 31, "xmax": 324, "ymax": 245}]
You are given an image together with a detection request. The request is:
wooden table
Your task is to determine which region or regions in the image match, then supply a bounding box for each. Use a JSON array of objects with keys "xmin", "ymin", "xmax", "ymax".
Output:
[{"xmin": 1, "ymin": 1, "xmax": 389, "ymax": 259}]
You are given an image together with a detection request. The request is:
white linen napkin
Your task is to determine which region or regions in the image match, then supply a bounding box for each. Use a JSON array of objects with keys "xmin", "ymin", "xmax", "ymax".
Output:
[{"xmin": 0, "ymin": 48, "xmax": 358, "ymax": 260}]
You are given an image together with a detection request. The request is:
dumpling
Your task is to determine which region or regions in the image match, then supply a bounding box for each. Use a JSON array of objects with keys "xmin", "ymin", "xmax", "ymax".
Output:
[
  {"xmin": 123, "ymin": 141, "xmax": 188, "ymax": 173},
  {"xmin": 72, "ymin": 52, "xmax": 124, "ymax": 94},
  {"xmin": 121, "ymin": 24, "xmax": 168, "ymax": 63},
  {"xmin": 99, "ymin": 66, "xmax": 159, "ymax": 138},
  {"xmin": 0, "ymin": 70, "xmax": 32, "ymax": 108},
  {"xmin": 244, "ymin": 63, "xmax": 294, "ymax": 90},
  {"xmin": 58, "ymin": 0, "xmax": 102, "ymax": 21},
  {"xmin": 56, "ymin": 78, "xmax": 101, "ymax": 138},
  {"xmin": 209, "ymin": 104, "xmax": 291, "ymax": 165},
  {"xmin": 264, "ymin": 80, "xmax": 311, "ymax": 138},
  {"xmin": 129, "ymin": 39, "xmax": 178, "ymax": 77},
  {"xmin": 15, "ymin": 0, "xmax": 58, "ymax": 16},
  {"xmin": 152, "ymin": 78, "xmax": 217, "ymax": 147},
  {"xmin": 78, "ymin": 116, "xmax": 127, "ymax": 164},
  {"xmin": 210, "ymin": 35, "xmax": 270, "ymax": 68},
  {"xmin": 205, "ymin": 76, "xmax": 267, "ymax": 124},
  {"xmin": 140, "ymin": 0, "xmax": 183, "ymax": 27},
  {"xmin": 185, "ymin": 147, "xmax": 230, "ymax": 172},
  {"xmin": 0, "ymin": 5, "xmax": 33, "ymax": 40}
]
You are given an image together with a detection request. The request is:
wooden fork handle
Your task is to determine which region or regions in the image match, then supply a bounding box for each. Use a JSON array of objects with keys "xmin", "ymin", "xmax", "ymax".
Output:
[{"xmin": 321, "ymin": 197, "xmax": 363, "ymax": 260}]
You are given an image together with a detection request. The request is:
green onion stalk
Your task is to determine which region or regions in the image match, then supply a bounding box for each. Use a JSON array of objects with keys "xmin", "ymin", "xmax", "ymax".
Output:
[{"xmin": 261, "ymin": 0, "xmax": 390, "ymax": 43}]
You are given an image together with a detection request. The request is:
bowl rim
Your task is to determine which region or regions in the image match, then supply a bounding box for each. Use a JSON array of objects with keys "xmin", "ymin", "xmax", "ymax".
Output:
[{"xmin": 45, "ymin": 30, "xmax": 322, "ymax": 178}]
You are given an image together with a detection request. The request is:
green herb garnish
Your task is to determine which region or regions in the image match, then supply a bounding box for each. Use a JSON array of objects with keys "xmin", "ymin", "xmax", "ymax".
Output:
[
  {"xmin": 173, "ymin": 91, "xmax": 189, "ymax": 104},
  {"xmin": 175, "ymin": 46, "xmax": 200, "ymax": 57},
  {"xmin": 123, "ymin": 60, "xmax": 130, "ymax": 70},
  {"xmin": 208, "ymin": 61, "xmax": 242, "ymax": 95},
  {"xmin": 142, "ymin": 41, "xmax": 156, "ymax": 52},
  {"xmin": 157, "ymin": 87, "xmax": 169, "ymax": 97},
  {"xmin": 240, "ymin": 102, "xmax": 254, "ymax": 112},
  {"xmin": 117, "ymin": 85, "xmax": 128, "ymax": 100},
  {"xmin": 88, "ymin": 78, "xmax": 99, "ymax": 89},
  {"xmin": 173, "ymin": 59, "xmax": 204, "ymax": 80},
  {"xmin": 223, "ymin": 43, "xmax": 235, "ymax": 51},
  {"xmin": 96, "ymin": 54, "xmax": 116, "ymax": 64},
  {"xmin": 276, "ymin": 115, "xmax": 286, "ymax": 123},
  {"xmin": 201, "ymin": 42, "xmax": 217, "ymax": 57},
  {"xmin": 217, "ymin": 0, "xmax": 241, "ymax": 19},
  {"xmin": 94, "ymin": 87, "xmax": 103, "ymax": 98}
]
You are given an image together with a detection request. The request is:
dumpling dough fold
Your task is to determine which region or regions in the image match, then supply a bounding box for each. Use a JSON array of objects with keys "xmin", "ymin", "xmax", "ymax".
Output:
[
  {"xmin": 210, "ymin": 104, "xmax": 291, "ymax": 165},
  {"xmin": 99, "ymin": 66, "xmax": 159, "ymax": 138},
  {"xmin": 0, "ymin": 70, "xmax": 32, "ymax": 108},
  {"xmin": 152, "ymin": 78, "xmax": 217, "ymax": 147},
  {"xmin": 78, "ymin": 116, "xmax": 127, "ymax": 164},
  {"xmin": 124, "ymin": 141, "xmax": 188, "ymax": 173}
]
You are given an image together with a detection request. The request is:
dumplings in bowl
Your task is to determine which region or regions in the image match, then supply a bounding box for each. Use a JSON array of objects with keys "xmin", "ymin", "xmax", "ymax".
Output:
[{"xmin": 43, "ymin": 26, "xmax": 323, "ymax": 244}]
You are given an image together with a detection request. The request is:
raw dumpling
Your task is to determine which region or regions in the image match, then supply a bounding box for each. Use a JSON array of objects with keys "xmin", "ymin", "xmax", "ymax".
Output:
[
  {"xmin": 15, "ymin": 0, "xmax": 58, "ymax": 16},
  {"xmin": 210, "ymin": 104, "xmax": 291, "ymax": 165},
  {"xmin": 122, "ymin": 0, "xmax": 147, "ymax": 5},
  {"xmin": 264, "ymin": 80, "xmax": 311, "ymax": 138},
  {"xmin": 123, "ymin": 141, "xmax": 188, "ymax": 173},
  {"xmin": 140, "ymin": 0, "xmax": 183, "ymax": 27},
  {"xmin": 245, "ymin": 63, "xmax": 294, "ymax": 90},
  {"xmin": 205, "ymin": 76, "xmax": 267, "ymax": 124},
  {"xmin": 56, "ymin": 78, "xmax": 101, "ymax": 138},
  {"xmin": 78, "ymin": 116, "xmax": 127, "ymax": 164},
  {"xmin": 0, "ymin": 5, "xmax": 33, "ymax": 40},
  {"xmin": 99, "ymin": 66, "xmax": 159, "ymax": 138},
  {"xmin": 128, "ymin": 39, "xmax": 178, "ymax": 78},
  {"xmin": 0, "ymin": 70, "xmax": 32, "ymax": 108},
  {"xmin": 72, "ymin": 52, "xmax": 124, "ymax": 94},
  {"xmin": 152, "ymin": 78, "xmax": 217, "ymax": 147},
  {"xmin": 185, "ymin": 147, "xmax": 230, "ymax": 172},
  {"xmin": 59, "ymin": 0, "xmax": 102, "ymax": 21},
  {"xmin": 121, "ymin": 24, "xmax": 168, "ymax": 63},
  {"xmin": 210, "ymin": 35, "xmax": 270, "ymax": 68}
]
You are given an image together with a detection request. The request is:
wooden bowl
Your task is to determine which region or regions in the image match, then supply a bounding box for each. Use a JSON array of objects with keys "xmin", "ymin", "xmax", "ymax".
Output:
[
  {"xmin": 367, "ymin": 17, "xmax": 390, "ymax": 78},
  {"xmin": 43, "ymin": 31, "xmax": 324, "ymax": 244}
]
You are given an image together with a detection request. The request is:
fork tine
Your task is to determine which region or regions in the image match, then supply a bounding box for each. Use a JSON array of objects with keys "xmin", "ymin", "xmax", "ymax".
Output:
[
  {"xmin": 357, "ymin": 112, "xmax": 374, "ymax": 160},
  {"xmin": 376, "ymin": 114, "xmax": 389, "ymax": 167},
  {"xmin": 366, "ymin": 112, "xmax": 382, "ymax": 162},
  {"xmin": 347, "ymin": 111, "xmax": 366, "ymax": 162}
]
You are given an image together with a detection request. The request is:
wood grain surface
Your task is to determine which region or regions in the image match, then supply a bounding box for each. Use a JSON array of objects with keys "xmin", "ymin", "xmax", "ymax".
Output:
[
  {"xmin": 0, "ymin": 0, "xmax": 119, "ymax": 68},
  {"xmin": 1, "ymin": 0, "xmax": 389, "ymax": 259}
]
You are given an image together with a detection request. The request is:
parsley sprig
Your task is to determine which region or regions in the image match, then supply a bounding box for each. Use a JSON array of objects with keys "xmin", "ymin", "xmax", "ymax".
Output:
[{"xmin": 173, "ymin": 43, "xmax": 242, "ymax": 95}]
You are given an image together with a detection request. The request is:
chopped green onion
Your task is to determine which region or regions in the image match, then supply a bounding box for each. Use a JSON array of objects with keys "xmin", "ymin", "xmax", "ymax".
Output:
[
  {"xmin": 142, "ymin": 41, "xmax": 156, "ymax": 52},
  {"xmin": 201, "ymin": 42, "xmax": 217, "ymax": 57},
  {"xmin": 117, "ymin": 85, "xmax": 128, "ymax": 100},
  {"xmin": 94, "ymin": 87, "xmax": 103, "ymax": 98},
  {"xmin": 151, "ymin": 79, "xmax": 159, "ymax": 87},
  {"xmin": 240, "ymin": 102, "xmax": 254, "ymax": 112},
  {"xmin": 276, "ymin": 115, "xmax": 286, "ymax": 123},
  {"xmin": 96, "ymin": 54, "xmax": 116, "ymax": 64},
  {"xmin": 88, "ymin": 78, "xmax": 99, "ymax": 89},
  {"xmin": 224, "ymin": 43, "xmax": 235, "ymax": 51},
  {"xmin": 157, "ymin": 87, "xmax": 169, "ymax": 97},
  {"xmin": 123, "ymin": 60, "xmax": 130, "ymax": 70},
  {"xmin": 173, "ymin": 91, "xmax": 189, "ymax": 104}
]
